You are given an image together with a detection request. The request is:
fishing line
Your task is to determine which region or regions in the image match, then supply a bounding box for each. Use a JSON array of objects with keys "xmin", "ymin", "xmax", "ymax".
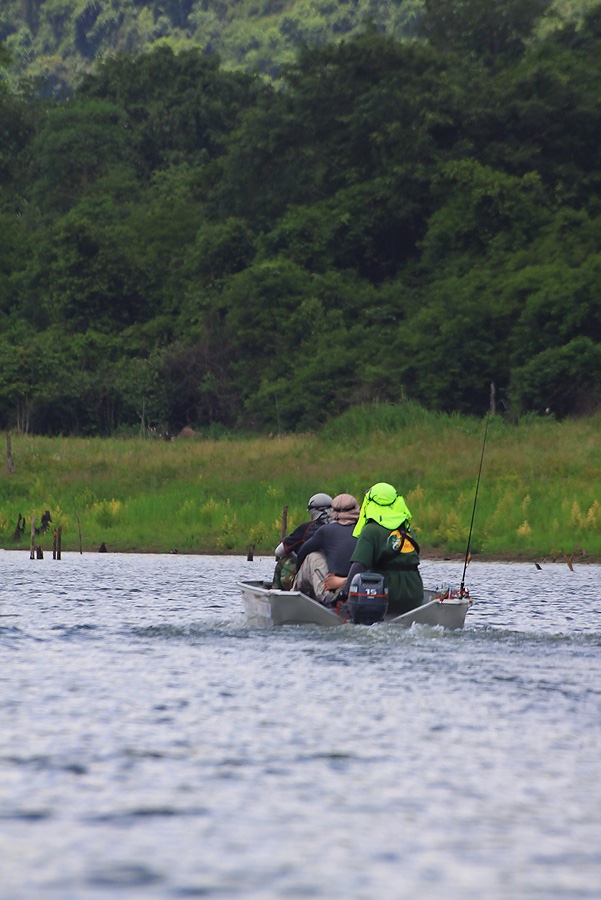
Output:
[{"xmin": 460, "ymin": 412, "xmax": 490, "ymax": 597}]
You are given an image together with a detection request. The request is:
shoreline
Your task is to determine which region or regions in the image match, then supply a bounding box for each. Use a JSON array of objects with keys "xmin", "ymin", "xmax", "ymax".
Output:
[
  {"xmin": 3, "ymin": 424, "xmax": 601, "ymax": 561},
  {"xmin": 3, "ymin": 546, "xmax": 599, "ymax": 565}
]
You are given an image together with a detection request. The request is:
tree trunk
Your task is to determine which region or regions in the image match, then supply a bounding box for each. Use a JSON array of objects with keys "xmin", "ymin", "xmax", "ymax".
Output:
[{"xmin": 6, "ymin": 432, "xmax": 15, "ymax": 473}]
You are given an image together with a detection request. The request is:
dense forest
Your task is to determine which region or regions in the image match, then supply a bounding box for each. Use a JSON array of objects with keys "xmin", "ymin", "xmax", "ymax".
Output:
[
  {"xmin": 1, "ymin": 1, "xmax": 601, "ymax": 436},
  {"xmin": 3, "ymin": 0, "xmax": 594, "ymax": 92}
]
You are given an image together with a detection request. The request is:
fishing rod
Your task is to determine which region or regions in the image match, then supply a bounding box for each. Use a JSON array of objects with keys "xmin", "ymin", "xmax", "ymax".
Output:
[{"xmin": 460, "ymin": 412, "xmax": 490, "ymax": 597}]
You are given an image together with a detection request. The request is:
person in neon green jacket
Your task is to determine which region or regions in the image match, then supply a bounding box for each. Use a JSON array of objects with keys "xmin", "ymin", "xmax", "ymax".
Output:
[{"xmin": 325, "ymin": 482, "xmax": 424, "ymax": 615}]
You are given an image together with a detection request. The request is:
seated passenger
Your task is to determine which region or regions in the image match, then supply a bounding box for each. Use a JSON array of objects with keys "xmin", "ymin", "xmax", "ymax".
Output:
[
  {"xmin": 292, "ymin": 493, "xmax": 361, "ymax": 604},
  {"xmin": 273, "ymin": 493, "xmax": 332, "ymax": 589},
  {"xmin": 325, "ymin": 482, "xmax": 424, "ymax": 615}
]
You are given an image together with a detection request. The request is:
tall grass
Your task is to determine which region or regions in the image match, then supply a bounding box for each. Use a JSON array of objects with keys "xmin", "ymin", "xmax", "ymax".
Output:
[{"xmin": 2, "ymin": 405, "xmax": 600, "ymax": 559}]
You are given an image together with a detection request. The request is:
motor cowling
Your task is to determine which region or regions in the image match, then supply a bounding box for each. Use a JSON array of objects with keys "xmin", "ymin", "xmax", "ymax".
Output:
[{"xmin": 347, "ymin": 572, "xmax": 388, "ymax": 625}]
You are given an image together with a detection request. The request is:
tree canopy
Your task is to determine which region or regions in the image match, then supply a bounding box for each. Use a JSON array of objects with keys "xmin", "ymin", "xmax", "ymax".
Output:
[{"xmin": 1, "ymin": 5, "xmax": 601, "ymax": 436}]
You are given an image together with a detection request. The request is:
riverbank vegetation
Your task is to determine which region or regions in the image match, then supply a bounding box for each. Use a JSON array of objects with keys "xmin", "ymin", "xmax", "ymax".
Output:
[
  {"xmin": 2, "ymin": 405, "xmax": 600, "ymax": 560},
  {"xmin": 1, "ymin": 6, "xmax": 601, "ymax": 438}
]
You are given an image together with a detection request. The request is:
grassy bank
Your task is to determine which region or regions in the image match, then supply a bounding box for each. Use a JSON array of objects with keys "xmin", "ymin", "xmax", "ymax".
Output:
[{"xmin": 1, "ymin": 405, "xmax": 600, "ymax": 561}]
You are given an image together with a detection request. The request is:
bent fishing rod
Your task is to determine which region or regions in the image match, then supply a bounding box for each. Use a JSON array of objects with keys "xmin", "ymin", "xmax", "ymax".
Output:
[{"xmin": 460, "ymin": 412, "xmax": 490, "ymax": 597}]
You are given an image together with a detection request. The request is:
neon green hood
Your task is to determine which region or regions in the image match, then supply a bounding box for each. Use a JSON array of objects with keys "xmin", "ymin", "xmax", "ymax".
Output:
[{"xmin": 352, "ymin": 482, "xmax": 412, "ymax": 538}]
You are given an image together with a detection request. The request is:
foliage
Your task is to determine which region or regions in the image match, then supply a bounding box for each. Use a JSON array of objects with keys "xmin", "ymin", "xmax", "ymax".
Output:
[
  {"xmin": 510, "ymin": 336, "xmax": 601, "ymax": 416},
  {"xmin": 1, "ymin": 10, "xmax": 601, "ymax": 436},
  {"xmin": 0, "ymin": 0, "xmax": 594, "ymax": 90},
  {"xmin": 418, "ymin": 0, "xmax": 551, "ymax": 63},
  {"xmin": 1, "ymin": 0, "xmax": 427, "ymax": 88}
]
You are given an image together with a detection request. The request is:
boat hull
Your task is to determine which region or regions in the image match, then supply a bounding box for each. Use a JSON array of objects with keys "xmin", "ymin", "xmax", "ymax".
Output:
[{"xmin": 238, "ymin": 581, "xmax": 471, "ymax": 630}]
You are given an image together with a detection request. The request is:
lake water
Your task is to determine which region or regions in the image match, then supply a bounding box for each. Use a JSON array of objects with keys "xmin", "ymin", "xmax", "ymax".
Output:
[{"xmin": 1, "ymin": 551, "xmax": 600, "ymax": 899}]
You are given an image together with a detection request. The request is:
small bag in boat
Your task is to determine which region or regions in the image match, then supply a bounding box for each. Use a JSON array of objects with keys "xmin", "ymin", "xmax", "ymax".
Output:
[
  {"xmin": 273, "ymin": 554, "xmax": 297, "ymax": 591},
  {"xmin": 347, "ymin": 572, "xmax": 388, "ymax": 625}
]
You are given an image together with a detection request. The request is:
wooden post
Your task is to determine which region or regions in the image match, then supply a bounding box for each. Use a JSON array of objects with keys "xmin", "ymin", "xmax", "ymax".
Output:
[
  {"xmin": 13, "ymin": 513, "xmax": 25, "ymax": 543},
  {"xmin": 56, "ymin": 525, "xmax": 62, "ymax": 560},
  {"xmin": 30, "ymin": 515, "xmax": 35, "ymax": 559},
  {"xmin": 53, "ymin": 529, "xmax": 57, "ymax": 559},
  {"xmin": 36, "ymin": 545, "xmax": 43, "ymax": 559},
  {"xmin": 6, "ymin": 432, "xmax": 15, "ymax": 473},
  {"xmin": 247, "ymin": 543, "xmax": 255, "ymax": 561},
  {"xmin": 280, "ymin": 505, "xmax": 288, "ymax": 541}
]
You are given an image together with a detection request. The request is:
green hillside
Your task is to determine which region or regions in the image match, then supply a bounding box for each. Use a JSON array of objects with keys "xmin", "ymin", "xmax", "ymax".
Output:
[
  {"xmin": 0, "ymin": 0, "xmax": 597, "ymax": 92},
  {"xmin": 1, "ymin": 4, "xmax": 601, "ymax": 438},
  {"xmin": 3, "ymin": 0, "xmax": 421, "ymax": 92}
]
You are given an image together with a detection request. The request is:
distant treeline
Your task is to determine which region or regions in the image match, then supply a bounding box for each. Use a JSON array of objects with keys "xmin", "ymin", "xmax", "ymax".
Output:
[
  {"xmin": 1, "ymin": 3, "xmax": 601, "ymax": 436},
  {"xmin": 3, "ymin": 0, "xmax": 591, "ymax": 92}
]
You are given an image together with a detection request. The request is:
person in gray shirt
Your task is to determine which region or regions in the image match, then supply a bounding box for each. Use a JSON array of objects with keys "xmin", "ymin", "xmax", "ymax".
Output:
[{"xmin": 293, "ymin": 493, "xmax": 360, "ymax": 605}]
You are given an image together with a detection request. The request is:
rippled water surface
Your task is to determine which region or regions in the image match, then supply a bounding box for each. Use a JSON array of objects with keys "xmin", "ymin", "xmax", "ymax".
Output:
[{"xmin": 1, "ymin": 551, "xmax": 600, "ymax": 899}]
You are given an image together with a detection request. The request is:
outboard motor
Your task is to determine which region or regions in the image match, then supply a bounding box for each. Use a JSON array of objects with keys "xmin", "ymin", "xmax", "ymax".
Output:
[{"xmin": 347, "ymin": 572, "xmax": 388, "ymax": 625}]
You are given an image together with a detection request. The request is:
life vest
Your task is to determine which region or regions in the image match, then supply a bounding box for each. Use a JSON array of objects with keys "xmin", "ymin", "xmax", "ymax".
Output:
[{"xmin": 386, "ymin": 525, "xmax": 420, "ymax": 557}]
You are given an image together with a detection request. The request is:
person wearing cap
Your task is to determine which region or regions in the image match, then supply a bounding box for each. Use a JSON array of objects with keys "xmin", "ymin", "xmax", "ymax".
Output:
[
  {"xmin": 325, "ymin": 482, "xmax": 423, "ymax": 615},
  {"xmin": 272, "ymin": 493, "xmax": 333, "ymax": 589},
  {"xmin": 292, "ymin": 494, "xmax": 361, "ymax": 605}
]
